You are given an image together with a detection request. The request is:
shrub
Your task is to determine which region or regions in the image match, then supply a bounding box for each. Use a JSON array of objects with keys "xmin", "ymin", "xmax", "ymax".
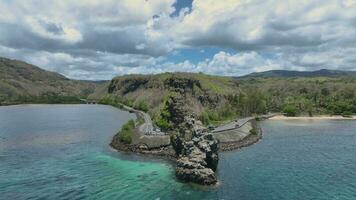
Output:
[
  {"xmin": 250, "ymin": 128, "xmax": 257, "ymax": 135},
  {"xmin": 118, "ymin": 119, "xmax": 135, "ymax": 144},
  {"xmin": 283, "ymin": 105, "xmax": 298, "ymax": 116},
  {"xmin": 342, "ymin": 111, "xmax": 353, "ymax": 118},
  {"xmin": 134, "ymin": 101, "xmax": 149, "ymax": 112},
  {"xmin": 155, "ymin": 117, "xmax": 171, "ymax": 131}
]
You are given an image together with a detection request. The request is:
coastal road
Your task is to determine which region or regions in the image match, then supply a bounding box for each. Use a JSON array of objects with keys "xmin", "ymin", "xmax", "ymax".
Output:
[
  {"xmin": 212, "ymin": 114, "xmax": 277, "ymax": 133},
  {"xmin": 120, "ymin": 104, "xmax": 159, "ymax": 135},
  {"xmin": 212, "ymin": 117, "xmax": 255, "ymax": 133},
  {"xmin": 137, "ymin": 110, "xmax": 154, "ymax": 134}
]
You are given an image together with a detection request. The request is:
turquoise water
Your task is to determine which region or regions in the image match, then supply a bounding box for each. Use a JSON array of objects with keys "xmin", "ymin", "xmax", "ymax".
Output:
[{"xmin": 1, "ymin": 105, "xmax": 356, "ymax": 199}]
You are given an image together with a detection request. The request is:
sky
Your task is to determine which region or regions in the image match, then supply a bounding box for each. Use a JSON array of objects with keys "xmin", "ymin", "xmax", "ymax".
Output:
[{"xmin": 0, "ymin": 0, "xmax": 356, "ymax": 80}]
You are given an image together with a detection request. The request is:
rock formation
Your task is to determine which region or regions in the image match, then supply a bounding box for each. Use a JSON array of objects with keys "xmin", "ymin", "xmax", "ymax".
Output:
[{"xmin": 174, "ymin": 115, "xmax": 219, "ymax": 185}]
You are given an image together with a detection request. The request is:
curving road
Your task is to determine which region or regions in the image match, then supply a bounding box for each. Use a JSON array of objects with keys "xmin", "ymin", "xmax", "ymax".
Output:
[
  {"xmin": 120, "ymin": 104, "xmax": 164, "ymax": 135},
  {"xmin": 212, "ymin": 114, "xmax": 277, "ymax": 133}
]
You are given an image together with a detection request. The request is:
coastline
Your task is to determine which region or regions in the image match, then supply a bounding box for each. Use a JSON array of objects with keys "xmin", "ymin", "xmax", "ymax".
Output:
[
  {"xmin": 270, "ymin": 115, "xmax": 356, "ymax": 120},
  {"xmin": 110, "ymin": 134, "xmax": 177, "ymax": 162},
  {"xmin": 219, "ymin": 127, "xmax": 262, "ymax": 151}
]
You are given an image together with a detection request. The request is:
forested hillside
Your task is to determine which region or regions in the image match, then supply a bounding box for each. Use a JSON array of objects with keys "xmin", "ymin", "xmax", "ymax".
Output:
[
  {"xmin": 0, "ymin": 57, "xmax": 99, "ymax": 105},
  {"xmin": 238, "ymin": 76, "xmax": 356, "ymax": 116}
]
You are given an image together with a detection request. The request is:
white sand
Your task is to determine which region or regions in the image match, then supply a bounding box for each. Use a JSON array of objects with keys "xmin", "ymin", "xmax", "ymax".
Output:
[{"xmin": 270, "ymin": 115, "xmax": 356, "ymax": 120}]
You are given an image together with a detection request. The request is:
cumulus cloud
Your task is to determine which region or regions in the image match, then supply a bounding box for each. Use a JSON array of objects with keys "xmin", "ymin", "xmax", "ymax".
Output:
[
  {"xmin": 0, "ymin": 0, "xmax": 356, "ymax": 79},
  {"xmin": 174, "ymin": 0, "xmax": 356, "ymax": 50}
]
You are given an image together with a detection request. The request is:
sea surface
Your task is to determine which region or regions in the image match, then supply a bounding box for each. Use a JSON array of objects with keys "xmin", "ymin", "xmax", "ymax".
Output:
[{"xmin": 1, "ymin": 105, "xmax": 356, "ymax": 200}]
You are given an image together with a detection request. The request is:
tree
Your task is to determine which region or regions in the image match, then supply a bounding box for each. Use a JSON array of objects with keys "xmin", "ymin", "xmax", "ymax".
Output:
[{"xmin": 283, "ymin": 105, "xmax": 298, "ymax": 116}]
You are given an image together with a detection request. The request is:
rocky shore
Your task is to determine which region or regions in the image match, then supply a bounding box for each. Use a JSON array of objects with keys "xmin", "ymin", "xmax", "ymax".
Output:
[
  {"xmin": 218, "ymin": 125, "xmax": 262, "ymax": 151},
  {"xmin": 216, "ymin": 119, "xmax": 263, "ymax": 151}
]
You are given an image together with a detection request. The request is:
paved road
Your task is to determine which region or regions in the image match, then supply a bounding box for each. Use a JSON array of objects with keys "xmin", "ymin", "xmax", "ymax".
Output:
[
  {"xmin": 212, "ymin": 114, "xmax": 277, "ymax": 133},
  {"xmin": 120, "ymin": 104, "xmax": 164, "ymax": 135},
  {"xmin": 212, "ymin": 117, "xmax": 255, "ymax": 133}
]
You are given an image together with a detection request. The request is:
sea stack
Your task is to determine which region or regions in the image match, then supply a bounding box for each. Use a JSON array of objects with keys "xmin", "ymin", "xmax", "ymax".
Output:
[{"xmin": 173, "ymin": 116, "xmax": 219, "ymax": 185}]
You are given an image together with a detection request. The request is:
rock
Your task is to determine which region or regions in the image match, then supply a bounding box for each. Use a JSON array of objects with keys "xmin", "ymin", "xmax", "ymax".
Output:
[
  {"xmin": 138, "ymin": 143, "xmax": 149, "ymax": 150},
  {"xmin": 176, "ymin": 156, "xmax": 217, "ymax": 185},
  {"xmin": 161, "ymin": 93, "xmax": 220, "ymax": 185},
  {"xmin": 174, "ymin": 115, "xmax": 219, "ymax": 185},
  {"xmin": 171, "ymin": 133, "xmax": 184, "ymax": 155}
]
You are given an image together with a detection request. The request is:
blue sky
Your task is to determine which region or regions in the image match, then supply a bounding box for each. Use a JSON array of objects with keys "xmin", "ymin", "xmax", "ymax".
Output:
[
  {"xmin": 172, "ymin": 0, "xmax": 192, "ymax": 16},
  {"xmin": 0, "ymin": 0, "xmax": 356, "ymax": 80}
]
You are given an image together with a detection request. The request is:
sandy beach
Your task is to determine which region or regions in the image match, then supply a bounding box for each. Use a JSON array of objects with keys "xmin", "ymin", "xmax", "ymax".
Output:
[{"xmin": 270, "ymin": 115, "xmax": 356, "ymax": 120}]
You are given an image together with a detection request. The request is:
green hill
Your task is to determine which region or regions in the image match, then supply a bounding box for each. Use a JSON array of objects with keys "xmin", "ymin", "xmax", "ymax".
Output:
[
  {"xmin": 0, "ymin": 57, "xmax": 100, "ymax": 105},
  {"xmin": 237, "ymin": 76, "xmax": 356, "ymax": 116},
  {"xmin": 97, "ymin": 73, "xmax": 250, "ymax": 128}
]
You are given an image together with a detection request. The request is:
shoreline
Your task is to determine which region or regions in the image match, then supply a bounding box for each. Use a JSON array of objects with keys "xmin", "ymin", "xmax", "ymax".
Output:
[
  {"xmin": 219, "ymin": 127, "xmax": 263, "ymax": 151},
  {"xmin": 270, "ymin": 115, "xmax": 356, "ymax": 120}
]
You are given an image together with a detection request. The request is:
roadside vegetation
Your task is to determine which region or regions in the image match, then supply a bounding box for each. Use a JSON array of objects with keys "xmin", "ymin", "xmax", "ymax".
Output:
[
  {"xmin": 249, "ymin": 127, "xmax": 258, "ymax": 135},
  {"xmin": 117, "ymin": 119, "xmax": 135, "ymax": 144}
]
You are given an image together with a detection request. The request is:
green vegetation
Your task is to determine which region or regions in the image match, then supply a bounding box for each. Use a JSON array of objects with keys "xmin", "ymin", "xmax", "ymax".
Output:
[
  {"xmin": 2, "ymin": 55, "xmax": 355, "ymax": 125},
  {"xmin": 105, "ymin": 72, "xmax": 245, "ymax": 129},
  {"xmin": 104, "ymin": 72, "xmax": 356, "ymax": 130},
  {"xmin": 99, "ymin": 96, "xmax": 124, "ymax": 109},
  {"xmin": 249, "ymin": 128, "xmax": 258, "ymax": 135},
  {"xmin": 153, "ymin": 95, "xmax": 175, "ymax": 131},
  {"xmin": 342, "ymin": 111, "xmax": 353, "ymax": 118},
  {"xmin": 133, "ymin": 101, "xmax": 149, "ymax": 112},
  {"xmin": 117, "ymin": 119, "xmax": 135, "ymax": 144},
  {"xmin": 200, "ymin": 108, "xmax": 237, "ymax": 126},
  {"xmin": 136, "ymin": 117, "xmax": 145, "ymax": 126},
  {"xmin": 2, "ymin": 92, "xmax": 82, "ymax": 105},
  {"xmin": 99, "ymin": 96, "xmax": 133, "ymax": 108},
  {"xmin": 238, "ymin": 76, "xmax": 356, "ymax": 117},
  {"xmin": 283, "ymin": 105, "xmax": 298, "ymax": 116},
  {"xmin": 0, "ymin": 57, "xmax": 100, "ymax": 105}
]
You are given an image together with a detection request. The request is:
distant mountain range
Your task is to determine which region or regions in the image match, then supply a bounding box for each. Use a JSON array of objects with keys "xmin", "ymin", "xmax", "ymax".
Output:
[{"xmin": 239, "ymin": 69, "xmax": 356, "ymax": 78}]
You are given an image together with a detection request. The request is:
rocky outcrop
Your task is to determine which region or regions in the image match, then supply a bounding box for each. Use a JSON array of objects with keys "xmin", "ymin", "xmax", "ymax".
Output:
[
  {"xmin": 174, "ymin": 116, "xmax": 219, "ymax": 185},
  {"xmin": 164, "ymin": 76, "xmax": 201, "ymax": 94},
  {"xmin": 176, "ymin": 157, "xmax": 216, "ymax": 185}
]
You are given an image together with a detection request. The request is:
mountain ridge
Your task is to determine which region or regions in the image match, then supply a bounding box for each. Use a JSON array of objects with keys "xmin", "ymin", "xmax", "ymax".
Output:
[{"xmin": 239, "ymin": 69, "xmax": 356, "ymax": 78}]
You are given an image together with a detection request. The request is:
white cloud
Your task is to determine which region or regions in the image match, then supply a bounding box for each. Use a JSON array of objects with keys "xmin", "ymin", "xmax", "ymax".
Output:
[{"xmin": 172, "ymin": 0, "xmax": 356, "ymax": 50}]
